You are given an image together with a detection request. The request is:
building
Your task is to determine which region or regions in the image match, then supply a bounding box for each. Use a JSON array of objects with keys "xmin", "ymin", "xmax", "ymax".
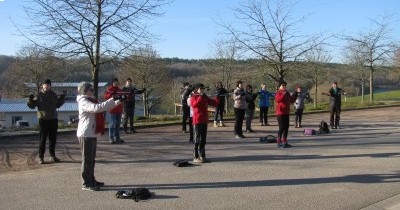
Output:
[{"xmin": 0, "ymin": 82, "xmax": 144, "ymax": 128}]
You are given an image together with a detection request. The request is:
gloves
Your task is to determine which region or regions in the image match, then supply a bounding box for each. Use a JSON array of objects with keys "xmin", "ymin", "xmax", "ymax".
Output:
[
  {"xmin": 29, "ymin": 94, "xmax": 34, "ymax": 100},
  {"xmin": 240, "ymin": 91, "xmax": 246, "ymax": 96}
]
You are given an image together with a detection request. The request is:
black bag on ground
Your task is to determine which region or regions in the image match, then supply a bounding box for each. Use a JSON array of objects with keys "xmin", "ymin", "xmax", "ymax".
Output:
[
  {"xmin": 259, "ymin": 135, "xmax": 277, "ymax": 143},
  {"xmin": 319, "ymin": 120, "xmax": 330, "ymax": 134},
  {"xmin": 116, "ymin": 188, "xmax": 152, "ymax": 202},
  {"xmin": 173, "ymin": 160, "xmax": 192, "ymax": 167}
]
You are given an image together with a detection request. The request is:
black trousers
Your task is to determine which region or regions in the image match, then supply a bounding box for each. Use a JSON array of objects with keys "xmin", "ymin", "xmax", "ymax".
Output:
[
  {"xmin": 277, "ymin": 115, "xmax": 290, "ymax": 141},
  {"xmin": 259, "ymin": 107, "xmax": 269, "ymax": 124},
  {"xmin": 193, "ymin": 123, "xmax": 207, "ymax": 159},
  {"xmin": 189, "ymin": 117, "xmax": 193, "ymax": 142},
  {"xmin": 38, "ymin": 119, "xmax": 58, "ymax": 158},
  {"xmin": 214, "ymin": 104, "xmax": 225, "ymax": 121},
  {"xmin": 123, "ymin": 111, "xmax": 135, "ymax": 131},
  {"xmin": 330, "ymin": 105, "xmax": 341, "ymax": 127},
  {"xmin": 295, "ymin": 109, "xmax": 304, "ymax": 125},
  {"xmin": 234, "ymin": 108, "xmax": 245, "ymax": 135},
  {"xmin": 78, "ymin": 137, "xmax": 97, "ymax": 187},
  {"xmin": 182, "ymin": 105, "xmax": 190, "ymax": 131}
]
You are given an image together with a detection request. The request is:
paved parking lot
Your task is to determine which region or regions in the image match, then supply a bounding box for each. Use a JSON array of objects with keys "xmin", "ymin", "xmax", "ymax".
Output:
[{"xmin": 1, "ymin": 107, "xmax": 400, "ymax": 210}]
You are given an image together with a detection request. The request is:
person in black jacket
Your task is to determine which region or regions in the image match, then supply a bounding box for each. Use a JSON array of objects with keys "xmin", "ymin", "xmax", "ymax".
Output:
[
  {"xmin": 27, "ymin": 79, "xmax": 65, "ymax": 164},
  {"xmin": 181, "ymin": 82, "xmax": 192, "ymax": 133},
  {"xmin": 122, "ymin": 78, "xmax": 144, "ymax": 134},
  {"xmin": 213, "ymin": 81, "xmax": 229, "ymax": 127},
  {"xmin": 324, "ymin": 81, "xmax": 345, "ymax": 129},
  {"xmin": 245, "ymin": 84, "xmax": 258, "ymax": 133}
]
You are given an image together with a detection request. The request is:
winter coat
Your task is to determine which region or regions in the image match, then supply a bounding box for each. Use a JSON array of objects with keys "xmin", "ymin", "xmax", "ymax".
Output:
[
  {"xmin": 294, "ymin": 92, "xmax": 310, "ymax": 110},
  {"xmin": 121, "ymin": 85, "xmax": 144, "ymax": 111},
  {"xmin": 233, "ymin": 87, "xmax": 247, "ymax": 110},
  {"xmin": 245, "ymin": 92, "xmax": 258, "ymax": 110},
  {"xmin": 275, "ymin": 89, "xmax": 297, "ymax": 116},
  {"xmin": 27, "ymin": 90, "xmax": 65, "ymax": 120},
  {"xmin": 215, "ymin": 87, "xmax": 228, "ymax": 106},
  {"xmin": 258, "ymin": 90, "xmax": 275, "ymax": 107},
  {"xmin": 190, "ymin": 93, "xmax": 218, "ymax": 125},
  {"xmin": 104, "ymin": 85, "xmax": 123, "ymax": 114},
  {"xmin": 328, "ymin": 87, "xmax": 344, "ymax": 108},
  {"xmin": 76, "ymin": 95, "xmax": 120, "ymax": 138}
]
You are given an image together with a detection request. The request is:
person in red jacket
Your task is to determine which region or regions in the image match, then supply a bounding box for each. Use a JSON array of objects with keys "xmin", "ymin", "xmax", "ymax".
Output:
[
  {"xmin": 104, "ymin": 78, "xmax": 124, "ymax": 144},
  {"xmin": 190, "ymin": 83, "xmax": 219, "ymax": 163},
  {"xmin": 275, "ymin": 81, "xmax": 297, "ymax": 148}
]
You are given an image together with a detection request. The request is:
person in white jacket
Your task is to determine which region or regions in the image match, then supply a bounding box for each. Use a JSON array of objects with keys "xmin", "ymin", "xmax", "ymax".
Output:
[{"xmin": 76, "ymin": 82, "xmax": 121, "ymax": 191}]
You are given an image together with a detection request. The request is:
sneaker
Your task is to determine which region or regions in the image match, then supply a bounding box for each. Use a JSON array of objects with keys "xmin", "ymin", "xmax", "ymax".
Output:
[
  {"xmin": 265, "ymin": 123, "xmax": 271, "ymax": 126},
  {"xmin": 82, "ymin": 185, "xmax": 100, "ymax": 191},
  {"xmin": 277, "ymin": 143, "xmax": 282, "ymax": 148},
  {"xmin": 95, "ymin": 181, "xmax": 105, "ymax": 187},
  {"xmin": 116, "ymin": 138, "xmax": 124, "ymax": 143},
  {"xmin": 235, "ymin": 135, "xmax": 242, "ymax": 139},
  {"xmin": 193, "ymin": 158, "xmax": 203, "ymax": 163},
  {"xmin": 109, "ymin": 139, "xmax": 115, "ymax": 144},
  {"xmin": 213, "ymin": 121, "xmax": 218, "ymax": 128},
  {"xmin": 239, "ymin": 134, "xmax": 246, "ymax": 138},
  {"xmin": 38, "ymin": 158, "xmax": 44, "ymax": 164},
  {"xmin": 49, "ymin": 156, "xmax": 60, "ymax": 163},
  {"xmin": 219, "ymin": 121, "xmax": 224, "ymax": 127},
  {"xmin": 182, "ymin": 130, "xmax": 188, "ymax": 133},
  {"xmin": 131, "ymin": 130, "xmax": 137, "ymax": 133},
  {"xmin": 283, "ymin": 143, "xmax": 292, "ymax": 148}
]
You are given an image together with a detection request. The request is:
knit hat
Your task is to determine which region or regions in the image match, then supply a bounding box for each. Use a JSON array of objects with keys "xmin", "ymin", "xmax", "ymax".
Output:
[
  {"xmin": 278, "ymin": 80, "xmax": 287, "ymax": 87},
  {"xmin": 192, "ymin": 83, "xmax": 205, "ymax": 91},
  {"xmin": 43, "ymin": 79, "xmax": 51, "ymax": 86}
]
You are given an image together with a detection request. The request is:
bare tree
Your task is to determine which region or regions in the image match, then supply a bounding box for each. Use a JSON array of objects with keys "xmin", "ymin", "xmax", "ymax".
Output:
[
  {"xmin": 21, "ymin": 0, "xmax": 168, "ymax": 97},
  {"xmin": 118, "ymin": 45, "xmax": 168, "ymax": 117},
  {"xmin": 1, "ymin": 45, "xmax": 65, "ymax": 97},
  {"xmin": 344, "ymin": 17, "xmax": 395, "ymax": 103},
  {"xmin": 221, "ymin": 0, "xmax": 322, "ymax": 84},
  {"xmin": 303, "ymin": 44, "xmax": 331, "ymax": 108},
  {"xmin": 344, "ymin": 42, "xmax": 369, "ymax": 104},
  {"xmin": 208, "ymin": 39, "xmax": 243, "ymax": 112}
]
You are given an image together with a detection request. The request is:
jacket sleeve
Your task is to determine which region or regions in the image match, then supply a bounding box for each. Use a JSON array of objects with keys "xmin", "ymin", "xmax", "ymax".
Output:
[
  {"xmin": 207, "ymin": 96, "xmax": 219, "ymax": 107},
  {"xmin": 104, "ymin": 87, "xmax": 113, "ymax": 100},
  {"xmin": 27, "ymin": 98, "xmax": 38, "ymax": 109},
  {"xmin": 80, "ymin": 98, "xmax": 119, "ymax": 113},
  {"xmin": 275, "ymin": 91, "xmax": 285, "ymax": 103},
  {"xmin": 57, "ymin": 95, "xmax": 65, "ymax": 108}
]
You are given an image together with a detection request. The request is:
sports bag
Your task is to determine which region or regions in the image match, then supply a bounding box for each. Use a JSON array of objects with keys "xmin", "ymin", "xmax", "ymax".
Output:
[
  {"xmin": 319, "ymin": 120, "xmax": 330, "ymax": 134},
  {"xmin": 303, "ymin": 128, "xmax": 316, "ymax": 136},
  {"xmin": 116, "ymin": 188, "xmax": 152, "ymax": 202},
  {"xmin": 259, "ymin": 135, "xmax": 277, "ymax": 143}
]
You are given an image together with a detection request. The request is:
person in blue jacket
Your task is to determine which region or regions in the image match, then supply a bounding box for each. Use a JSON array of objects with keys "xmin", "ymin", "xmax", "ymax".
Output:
[{"xmin": 258, "ymin": 83, "xmax": 275, "ymax": 126}]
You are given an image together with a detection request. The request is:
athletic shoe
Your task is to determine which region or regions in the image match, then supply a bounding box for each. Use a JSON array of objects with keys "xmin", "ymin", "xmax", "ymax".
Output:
[
  {"xmin": 82, "ymin": 185, "xmax": 100, "ymax": 191},
  {"xmin": 283, "ymin": 143, "xmax": 292, "ymax": 148},
  {"xmin": 235, "ymin": 135, "xmax": 242, "ymax": 139},
  {"xmin": 38, "ymin": 158, "xmax": 44, "ymax": 164},
  {"xmin": 239, "ymin": 134, "xmax": 246, "ymax": 138},
  {"xmin": 109, "ymin": 139, "xmax": 115, "ymax": 144},
  {"xmin": 116, "ymin": 138, "xmax": 124, "ymax": 143},
  {"xmin": 277, "ymin": 143, "xmax": 282, "ymax": 148},
  {"xmin": 49, "ymin": 156, "xmax": 60, "ymax": 163},
  {"xmin": 193, "ymin": 158, "xmax": 203, "ymax": 163},
  {"xmin": 95, "ymin": 181, "xmax": 105, "ymax": 187}
]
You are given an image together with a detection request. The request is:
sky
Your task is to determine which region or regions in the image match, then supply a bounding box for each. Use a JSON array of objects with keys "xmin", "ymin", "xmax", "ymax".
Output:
[{"xmin": 0, "ymin": 0, "xmax": 400, "ymax": 63}]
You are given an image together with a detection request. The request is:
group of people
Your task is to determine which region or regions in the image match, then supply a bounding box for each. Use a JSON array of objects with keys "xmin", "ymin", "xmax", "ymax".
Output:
[
  {"xmin": 27, "ymin": 78, "xmax": 144, "ymax": 191},
  {"xmin": 27, "ymin": 77, "xmax": 344, "ymax": 192},
  {"xmin": 180, "ymin": 80, "xmax": 345, "ymax": 157}
]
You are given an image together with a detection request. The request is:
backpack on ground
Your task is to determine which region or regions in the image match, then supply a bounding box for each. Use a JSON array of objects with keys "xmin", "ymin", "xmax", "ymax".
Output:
[
  {"xmin": 259, "ymin": 135, "xmax": 277, "ymax": 143},
  {"xmin": 173, "ymin": 160, "xmax": 192, "ymax": 167},
  {"xmin": 319, "ymin": 120, "xmax": 330, "ymax": 134},
  {"xmin": 303, "ymin": 128, "xmax": 317, "ymax": 136},
  {"xmin": 116, "ymin": 188, "xmax": 152, "ymax": 202}
]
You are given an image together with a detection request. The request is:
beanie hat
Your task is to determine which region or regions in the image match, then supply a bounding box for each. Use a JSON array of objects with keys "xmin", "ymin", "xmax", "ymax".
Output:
[
  {"xmin": 43, "ymin": 79, "xmax": 51, "ymax": 86},
  {"xmin": 192, "ymin": 83, "xmax": 205, "ymax": 91}
]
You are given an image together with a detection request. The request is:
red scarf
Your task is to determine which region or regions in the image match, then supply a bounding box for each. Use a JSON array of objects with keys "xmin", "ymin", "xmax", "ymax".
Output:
[{"xmin": 87, "ymin": 97, "xmax": 105, "ymax": 135}]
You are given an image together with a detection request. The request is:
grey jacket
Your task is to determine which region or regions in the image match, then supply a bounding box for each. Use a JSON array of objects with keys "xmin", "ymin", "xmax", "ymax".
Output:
[
  {"xmin": 294, "ymin": 92, "xmax": 310, "ymax": 110},
  {"xmin": 233, "ymin": 87, "xmax": 247, "ymax": 110}
]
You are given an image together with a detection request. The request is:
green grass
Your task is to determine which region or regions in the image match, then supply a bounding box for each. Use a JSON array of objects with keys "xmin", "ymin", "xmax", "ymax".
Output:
[{"xmin": 305, "ymin": 90, "xmax": 400, "ymax": 112}]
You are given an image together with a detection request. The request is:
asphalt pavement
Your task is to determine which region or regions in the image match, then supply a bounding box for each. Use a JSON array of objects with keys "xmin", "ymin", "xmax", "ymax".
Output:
[{"xmin": 1, "ymin": 107, "xmax": 400, "ymax": 210}]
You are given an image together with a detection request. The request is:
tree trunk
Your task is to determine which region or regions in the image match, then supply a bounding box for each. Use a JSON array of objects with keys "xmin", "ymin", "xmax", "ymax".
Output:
[
  {"xmin": 369, "ymin": 66, "xmax": 374, "ymax": 103},
  {"xmin": 314, "ymin": 71, "xmax": 318, "ymax": 109},
  {"xmin": 361, "ymin": 77, "xmax": 364, "ymax": 104},
  {"xmin": 94, "ymin": 1, "xmax": 102, "ymax": 99}
]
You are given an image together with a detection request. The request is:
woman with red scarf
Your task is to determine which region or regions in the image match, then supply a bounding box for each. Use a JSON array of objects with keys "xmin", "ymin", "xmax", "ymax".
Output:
[
  {"xmin": 77, "ymin": 82, "xmax": 121, "ymax": 191},
  {"xmin": 275, "ymin": 81, "xmax": 297, "ymax": 148}
]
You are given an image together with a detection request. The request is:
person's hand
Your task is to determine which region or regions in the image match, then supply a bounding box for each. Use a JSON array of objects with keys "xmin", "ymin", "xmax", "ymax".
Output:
[{"xmin": 29, "ymin": 94, "xmax": 34, "ymax": 100}]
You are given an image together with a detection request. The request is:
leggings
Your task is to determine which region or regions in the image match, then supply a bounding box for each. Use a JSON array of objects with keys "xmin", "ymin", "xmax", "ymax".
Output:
[{"xmin": 276, "ymin": 114, "xmax": 290, "ymax": 142}]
